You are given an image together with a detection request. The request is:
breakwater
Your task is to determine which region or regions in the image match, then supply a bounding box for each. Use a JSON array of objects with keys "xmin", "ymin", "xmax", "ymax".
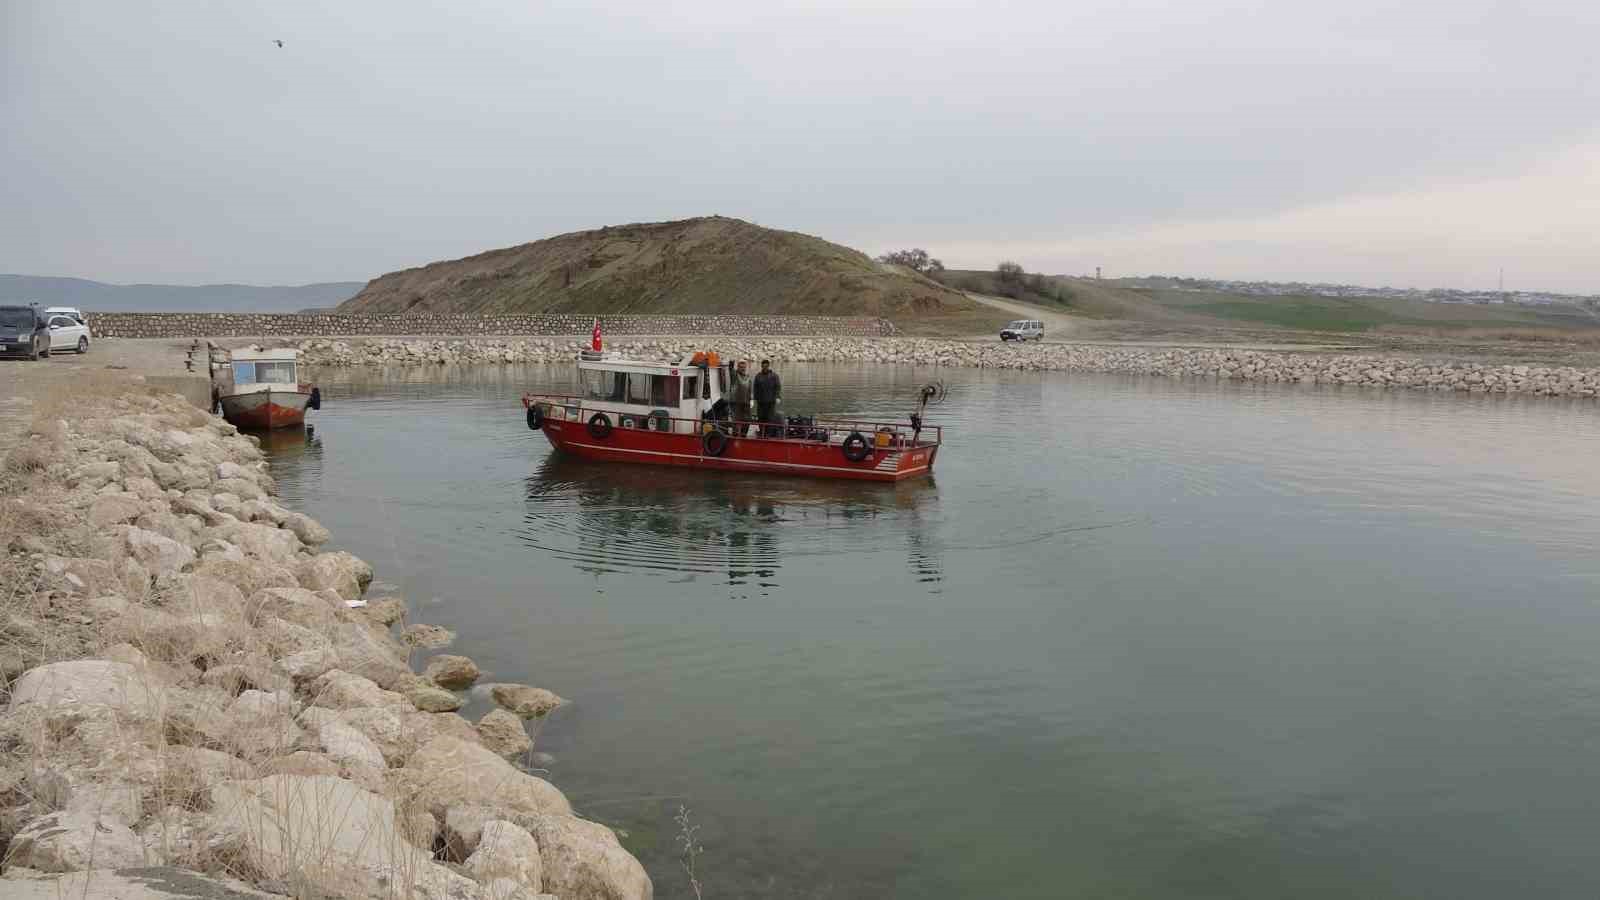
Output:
[
  {"xmin": 0, "ymin": 389, "xmax": 649, "ymax": 898},
  {"xmin": 298, "ymin": 336, "xmax": 1600, "ymax": 398},
  {"xmin": 85, "ymin": 311, "xmax": 896, "ymax": 339}
]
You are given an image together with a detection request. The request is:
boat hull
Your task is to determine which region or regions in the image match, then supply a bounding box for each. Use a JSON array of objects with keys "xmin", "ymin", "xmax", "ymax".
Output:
[
  {"xmin": 219, "ymin": 390, "xmax": 310, "ymax": 430},
  {"xmin": 541, "ymin": 419, "xmax": 936, "ymax": 481}
]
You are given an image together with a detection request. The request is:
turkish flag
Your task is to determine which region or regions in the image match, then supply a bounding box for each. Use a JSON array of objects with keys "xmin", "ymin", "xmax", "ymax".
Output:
[{"xmin": 591, "ymin": 319, "xmax": 602, "ymax": 352}]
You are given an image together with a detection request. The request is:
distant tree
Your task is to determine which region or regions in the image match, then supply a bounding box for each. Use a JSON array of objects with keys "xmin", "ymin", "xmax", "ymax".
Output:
[
  {"xmin": 877, "ymin": 248, "xmax": 943, "ymax": 274},
  {"xmin": 996, "ymin": 261, "xmax": 1024, "ymax": 283}
]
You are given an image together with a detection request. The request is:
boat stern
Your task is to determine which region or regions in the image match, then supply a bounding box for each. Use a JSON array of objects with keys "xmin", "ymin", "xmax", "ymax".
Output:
[{"xmin": 220, "ymin": 390, "xmax": 311, "ymax": 430}]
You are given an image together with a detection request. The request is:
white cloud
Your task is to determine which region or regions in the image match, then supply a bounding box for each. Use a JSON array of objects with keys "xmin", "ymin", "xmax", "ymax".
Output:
[{"xmin": 926, "ymin": 138, "xmax": 1600, "ymax": 292}]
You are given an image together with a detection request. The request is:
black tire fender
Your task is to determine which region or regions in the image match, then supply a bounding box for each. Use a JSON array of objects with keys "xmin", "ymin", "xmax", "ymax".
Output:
[
  {"xmin": 587, "ymin": 412, "xmax": 613, "ymax": 439},
  {"xmin": 526, "ymin": 402, "xmax": 543, "ymax": 431},
  {"xmin": 702, "ymin": 429, "xmax": 729, "ymax": 457},
  {"xmin": 841, "ymin": 431, "xmax": 871, "ymax": 462}
]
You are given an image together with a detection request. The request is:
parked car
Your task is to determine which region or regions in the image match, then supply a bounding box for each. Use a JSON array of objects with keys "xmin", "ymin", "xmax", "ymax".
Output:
[
  {"xmin": 0, "ymin": 304, "xmax": 51, "ymax": 360},
  {"xmin": 44, "ymin": 306, "xmax": 87, "ymax": 325},
  {"xmin": 46, "ymin": 313, "xmax": 91, "ymax": 354},
  {"xmin": 1000, "ymin": 319, "xmax": 1045, "ymax": 341}
]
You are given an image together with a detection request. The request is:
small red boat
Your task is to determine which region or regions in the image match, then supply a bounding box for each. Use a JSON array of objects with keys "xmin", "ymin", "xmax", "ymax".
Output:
[
  {"xmin": 210, "ymin": 347, "xmax": 322, "ymax": 431},
  {"xmin": 521, "ymin": 350, "xmax": 941, "ymax": 482}
]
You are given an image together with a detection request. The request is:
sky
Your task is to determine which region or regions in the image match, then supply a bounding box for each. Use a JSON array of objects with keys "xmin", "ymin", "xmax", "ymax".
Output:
[{"xmin": 3, "ymin": 0, "xmax": 1597, "ymax": 292}]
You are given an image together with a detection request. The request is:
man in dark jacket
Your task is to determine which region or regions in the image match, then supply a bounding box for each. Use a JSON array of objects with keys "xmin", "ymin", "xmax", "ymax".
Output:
[{"xmin": 753, "ymin": 359, "xmax": 781, "ymax": 434}]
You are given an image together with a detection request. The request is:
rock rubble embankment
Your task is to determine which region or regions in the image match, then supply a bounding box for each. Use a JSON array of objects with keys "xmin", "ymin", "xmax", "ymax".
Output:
[
  {"xmin": 298, "ymin": 337, "xmax": 1600, "ymax": 398},
  {"xmin": 0, "ymin": 389, "xmax": 649, "ymax": 899}
]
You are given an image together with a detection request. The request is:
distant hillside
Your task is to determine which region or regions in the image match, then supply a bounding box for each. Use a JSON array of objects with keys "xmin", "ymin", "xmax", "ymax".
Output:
[
  {"xmin": 0, "ymin": 275, "xmax": 364, "ymax": 313},
  {"xmin": 338, "ymin": 217, "xmax": 981, "ymax": 325},
  {"xmin": 937, "ymin": 269, "xmax": 1201, "ymax": 320},
  {"xmin": 942, "ymin": 268, "xmax": 1600, "ymax": 336},
  {"xmin": 1124, "ymin": 284, "xmax": 1600, "ymax": 333}
]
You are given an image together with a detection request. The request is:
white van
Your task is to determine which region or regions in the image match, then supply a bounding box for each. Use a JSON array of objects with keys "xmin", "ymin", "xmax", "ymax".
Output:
[{"xmin": 1000, "ymin": 319, "xmax": 1044, "ymax": 342}]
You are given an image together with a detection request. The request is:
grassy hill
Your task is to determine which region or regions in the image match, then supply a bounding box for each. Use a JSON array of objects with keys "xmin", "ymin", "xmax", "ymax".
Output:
[
  {"xmin": 935, "ymin": 269, "xmax": 1203, "ymax": 321},
  {"xmin": 339, "ymin": 217, "xmax": 985, "ymax": 330},
  {"xmin": 942, "ymin": 268, "xmax": 1600, "ymax": 341},
  {"xmin": 1122, "ymin": 285, "xmax": 1600, "ymax": 335},
  {"xmin": 0, "ymin": 275, "xmax": 363, "ymax": 313}
]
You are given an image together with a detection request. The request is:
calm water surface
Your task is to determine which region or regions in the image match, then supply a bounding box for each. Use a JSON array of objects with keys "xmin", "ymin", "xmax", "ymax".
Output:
[{"xmin": 264, "ymin": 364, "xmax": 1600, "ymax": 899}]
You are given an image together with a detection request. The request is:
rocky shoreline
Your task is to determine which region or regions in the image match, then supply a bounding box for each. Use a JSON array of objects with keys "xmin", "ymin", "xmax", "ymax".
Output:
[
  {"xmin": 297, "ymin": 337, "xmax": 1600, "ymax": 398},
  {"xmin": 0, "ymin": 388, "xmax": 650, "ymax": 898}
]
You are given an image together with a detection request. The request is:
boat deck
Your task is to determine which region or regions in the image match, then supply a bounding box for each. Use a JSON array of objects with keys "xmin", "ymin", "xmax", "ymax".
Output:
[{"xmin": 527, "ymin": 396, "xmax": 940, "ymax": 482}]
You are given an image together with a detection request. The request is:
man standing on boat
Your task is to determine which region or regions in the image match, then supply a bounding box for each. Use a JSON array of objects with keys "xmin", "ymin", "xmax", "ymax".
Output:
[
  {"xmin": 754, "ymin": 359, "xmax": 782, "ymax": 436},
  {"xmin": 729, "ymin": 359, "xmax": 755, "ymax": 435}
]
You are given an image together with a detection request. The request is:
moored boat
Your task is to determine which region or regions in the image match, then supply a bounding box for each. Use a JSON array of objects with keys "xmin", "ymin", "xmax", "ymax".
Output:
[
  {"xmin": 210, "ymin": 347, "xmax": 322, "ymax": 431},
  {"xmin": 520, "ymin": 348, "xmax": 942, "ymax": 482}
]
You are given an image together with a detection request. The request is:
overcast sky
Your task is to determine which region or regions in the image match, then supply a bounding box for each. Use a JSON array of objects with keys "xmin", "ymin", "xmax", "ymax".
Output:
[{"xmin": 3, "ymin": 0, "xmax": 1596, "ymax": 292}]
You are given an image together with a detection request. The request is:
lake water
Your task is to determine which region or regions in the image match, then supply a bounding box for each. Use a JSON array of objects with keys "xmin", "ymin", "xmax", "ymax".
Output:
[{"xmin": 264, "ymin": 363, "xmax": 1600, "ymax": 899}]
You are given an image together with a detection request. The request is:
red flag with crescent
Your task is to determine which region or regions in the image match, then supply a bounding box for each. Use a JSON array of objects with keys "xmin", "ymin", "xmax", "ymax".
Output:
[{"xmin": 591, "ymin": 319, "xmax": 602, "ymax": 352}]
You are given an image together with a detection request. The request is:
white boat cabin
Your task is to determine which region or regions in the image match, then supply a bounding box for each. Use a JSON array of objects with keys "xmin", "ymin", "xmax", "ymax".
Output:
[
  {"xmin": 217, "ymin": 348, "xmax": 302, "ymax": 396},
  {"xmin": 559, "ymin": 350, "xmax": 730, "ymax": 434}
]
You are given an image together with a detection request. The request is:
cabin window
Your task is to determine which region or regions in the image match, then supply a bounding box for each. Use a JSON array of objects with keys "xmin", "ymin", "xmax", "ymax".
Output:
[
  {"xmin": 682, "ymin": 375, "xmax": 699, "ymax": 401},
  {"xmin": 652, "ymin": 375, "xmax": 678, "ymax": 408},
  {"xmin": 608, "ymin": 373, "xmax": 626, "ymax": 401},
  {"xmin": 255, "ymin": 362, "xmax": 296, "ymax": 385},
  {"xmin": 232, "ymin": 362, "xmax": 255, "ymax": 383},
  {"xmin": 584, "ymin": 370, "xmax": 608, "ymax": 400},
  {"xmin": 627, "ymin": 373, "xmax": 651, "ymax": 404}
]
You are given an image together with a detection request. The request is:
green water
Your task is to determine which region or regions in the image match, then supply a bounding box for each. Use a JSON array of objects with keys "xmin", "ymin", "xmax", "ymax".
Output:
[{"xmin": 265, "ymin": 364, "xmax": 1600, "ymax": 898}]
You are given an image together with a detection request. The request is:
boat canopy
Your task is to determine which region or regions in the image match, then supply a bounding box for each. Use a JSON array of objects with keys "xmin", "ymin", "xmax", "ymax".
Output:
[
  {"xmin": 573, "ymin": 351, "xmax": 728, "ymax": 413},
  {"xmin": 230, "ymin": 347, "xmax": 299, "ymax": 387}
]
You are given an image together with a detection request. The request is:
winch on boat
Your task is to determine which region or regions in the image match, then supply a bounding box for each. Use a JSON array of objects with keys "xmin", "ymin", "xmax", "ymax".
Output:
[{"xmin": 519, "ymin": 348, "xmax": 943, "ymax": 482}]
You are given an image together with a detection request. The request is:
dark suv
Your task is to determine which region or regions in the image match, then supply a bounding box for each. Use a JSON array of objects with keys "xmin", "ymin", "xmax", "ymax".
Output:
[{"xmin": 0, "ymin": 304, "xmax": 51, "ymax": 360}]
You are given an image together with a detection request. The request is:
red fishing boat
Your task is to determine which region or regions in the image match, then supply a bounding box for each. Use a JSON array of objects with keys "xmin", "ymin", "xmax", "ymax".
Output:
[
  {"xmin": 520, "ymin": 347, "xmax": 942, "ymax": 482},
  {"xmin": 209, "ymin": 347, "xmax": 322, "ymax": 431}
]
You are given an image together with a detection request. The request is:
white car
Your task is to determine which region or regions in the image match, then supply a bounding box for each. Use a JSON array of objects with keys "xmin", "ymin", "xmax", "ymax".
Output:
[
  {"xmin": 46, "ymin": 313, "xmax": 91, "ymax": 354},
  {"xmin": 1000, "ymin": 319, "xmax": 1044, "ymax": 341}
]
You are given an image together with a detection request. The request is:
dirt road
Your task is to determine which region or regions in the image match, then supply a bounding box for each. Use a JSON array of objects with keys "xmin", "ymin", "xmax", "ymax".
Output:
[{"xmin": 962, "ymin": 292, "xmax": 1080, "ymax": 339}]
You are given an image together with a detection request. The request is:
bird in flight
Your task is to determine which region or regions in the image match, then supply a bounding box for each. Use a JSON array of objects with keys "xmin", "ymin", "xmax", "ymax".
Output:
[{"xmin": 273, "ymin": 39, "xmax": 283, "ymax": 48}]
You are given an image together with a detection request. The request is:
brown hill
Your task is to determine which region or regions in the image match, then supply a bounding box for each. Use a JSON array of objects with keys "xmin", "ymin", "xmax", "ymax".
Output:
[{"xmin": 338, "ymin": 217, "xmax": 981, "ymax": 325}]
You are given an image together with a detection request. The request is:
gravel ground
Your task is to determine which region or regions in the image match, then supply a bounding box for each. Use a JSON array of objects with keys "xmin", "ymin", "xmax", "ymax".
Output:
[{"xmin": 0, "ymin": 337, "xmax": 205, "ymax": 454}]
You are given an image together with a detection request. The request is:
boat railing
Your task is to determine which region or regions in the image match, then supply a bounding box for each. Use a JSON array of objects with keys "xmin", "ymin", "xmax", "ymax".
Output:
[{"xmin": 521, "ymin": 393, "xmax": 941, "ymax": 448}]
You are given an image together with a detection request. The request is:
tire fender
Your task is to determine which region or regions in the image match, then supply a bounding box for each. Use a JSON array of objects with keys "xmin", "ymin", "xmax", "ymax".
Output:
[
  {"xmin": 841, "ymin": 431, "xmax": 871, "ymax": 462},
  {"xmin": 702, "ymin": 429, "xmax": 729, "ymax": 457},
  {"xmin": 587, "ymin": 412, "xmax": 613, "ymax": 439}
]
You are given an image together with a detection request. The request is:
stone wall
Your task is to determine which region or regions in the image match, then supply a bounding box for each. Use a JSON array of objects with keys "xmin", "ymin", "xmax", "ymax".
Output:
[
  {"xmin": 84, "ymin": 312, "xmax": 896, "ymax": 339},
  {"xmin": 298, "ymin": 336, "xmax": 1600, "ymax": 398}
]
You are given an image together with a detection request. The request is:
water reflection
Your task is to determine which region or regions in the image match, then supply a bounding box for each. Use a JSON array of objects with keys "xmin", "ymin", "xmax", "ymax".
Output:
[
  {"xmin": 250, "ymin": 424, "xmax": 323, "ymax": 460},
  {"xmin": 520, "ymin": 454, "xmax": 943, "ymax": 590}
]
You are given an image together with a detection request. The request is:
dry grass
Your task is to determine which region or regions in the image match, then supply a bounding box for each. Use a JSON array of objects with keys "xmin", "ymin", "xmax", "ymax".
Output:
[
  {"xmin": 1, "ymin": 443, "xmax": 53, "ymax": 475},
  {"xmin": 675, "ymin": 804, "xmax": 705, "ymax": 900}
]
